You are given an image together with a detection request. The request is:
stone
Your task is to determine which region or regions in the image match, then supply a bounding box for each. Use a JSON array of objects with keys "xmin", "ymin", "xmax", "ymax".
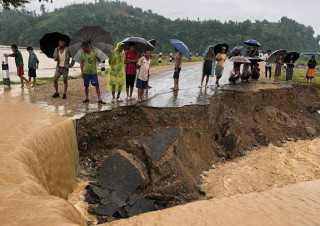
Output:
[
  {"xmin": 221, "ymin": 134, "xmax": 238, "ymax": 151},
  {"xmin": 98, "ymin": 153, "xmax": 144, "ymax": 194},
  {"xmin": 305, "ymin": 127, "xmax": 317, "ymax": 136},
  {"xmin": 127, "ymin": 198, "xmax": 155, "ymax": 217},
  {"xmin": 87, "ymin": 184, "xmax": 110, "ymax": 200},
  {"xmin": 140, "ymin": 128, "xmax": 180, "ymax": 164},
  {"xmin": 307, "ymin": 102, "xmax": 320, "ymax": 113}
]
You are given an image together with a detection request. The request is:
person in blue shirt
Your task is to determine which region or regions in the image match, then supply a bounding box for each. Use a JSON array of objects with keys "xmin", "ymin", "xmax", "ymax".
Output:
[{"xmin": 27, "ymin": 46, "xmax": 39, "ymax": 87}]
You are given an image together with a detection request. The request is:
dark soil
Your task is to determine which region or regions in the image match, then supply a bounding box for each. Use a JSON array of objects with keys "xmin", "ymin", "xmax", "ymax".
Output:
[{"xmin": 76, "ymin": 83, "xmax": 320, "ymax": 222}]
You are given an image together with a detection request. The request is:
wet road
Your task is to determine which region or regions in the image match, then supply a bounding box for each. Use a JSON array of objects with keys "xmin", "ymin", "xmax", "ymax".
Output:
[{"xmin": 0, "ymin": 61, "xmax": 289, "ymax": 117}]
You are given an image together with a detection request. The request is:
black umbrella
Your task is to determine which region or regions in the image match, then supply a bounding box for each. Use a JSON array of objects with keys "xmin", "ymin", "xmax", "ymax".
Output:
[
  {"xmin": 68, "ymin": 26, "xmax": 114, "ymax": 63},
  {"xmin": 148, "ymin": 39, "xmax": 156, "ymax": 47},
  {"xmin": 268, "ymin": 49, "xmax": 287, "ymax": 63},
  {"xmin": 214, "ymin": 43, "xmax": 229, "ymax": 55},
  {"xmin": 248, "ymin": 56, "xmax": 265, "ymax": 63},
  {"xmin": 229, "ymin": 46, "xmax": 243, "ymax": 57},
  {"xmin": 122, "ymin": 37, "xmax": 154, "ymax": 53},
  {"xmin": 284, "ymin": 52, "xmax": 300, "ymax": 63},
  {"xmin": 40, "ymin": 32, "xmax": 71, "ymax": 58}
]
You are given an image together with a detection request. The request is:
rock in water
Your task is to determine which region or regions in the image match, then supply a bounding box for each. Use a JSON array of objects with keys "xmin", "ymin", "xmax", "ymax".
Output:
[
  {"xmin": 305, "ymin": 127, "xmax": 317, "ymax": 136},
  {"xmin": 98, "ymin": 153, "xmax": 144, "ymax": 194},
  {"xmin": 140, "ymin": 128, "xmax": 180, "ymax": 164}
]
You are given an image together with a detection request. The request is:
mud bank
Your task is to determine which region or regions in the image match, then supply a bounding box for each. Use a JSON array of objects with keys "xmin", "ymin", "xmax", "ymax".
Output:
[{"xmin": 76, "ymin": 84, "xmax": 320, "ymax": 222}]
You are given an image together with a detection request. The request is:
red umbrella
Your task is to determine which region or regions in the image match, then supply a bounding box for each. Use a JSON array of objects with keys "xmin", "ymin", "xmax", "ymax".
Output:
[{"xmin": 229, "ymin": 56, "xmax": 251, "ymax": 64}]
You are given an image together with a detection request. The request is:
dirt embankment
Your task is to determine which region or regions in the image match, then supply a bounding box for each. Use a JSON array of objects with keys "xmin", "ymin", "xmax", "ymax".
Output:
[{"xmin": 76, "ymin": 84, "xmax": 320, "ymax": 222}]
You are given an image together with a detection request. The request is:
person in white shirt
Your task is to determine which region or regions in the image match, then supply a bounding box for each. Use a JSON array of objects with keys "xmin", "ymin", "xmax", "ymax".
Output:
[
  {"xmin": 264, "ymin": 50, "xmax": 272, "ymax": 79},
  {"xmin": 136, "ymin": 49, "xmax": 151, "ymax": 103}
]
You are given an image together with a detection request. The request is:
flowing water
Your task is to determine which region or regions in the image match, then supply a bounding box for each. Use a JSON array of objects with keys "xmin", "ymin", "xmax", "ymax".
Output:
[
  {"xmin": 105, "ymin": 139, "xmax": 320, "ymax": 226},
  {"xmin": 0, "ymin": 91, "xmax": 85, "ymax": 225}
]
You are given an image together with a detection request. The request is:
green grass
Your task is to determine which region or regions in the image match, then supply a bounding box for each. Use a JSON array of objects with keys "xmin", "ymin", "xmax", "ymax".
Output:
[{"xmin": 278, "ymin": 68, "xmax": 320, "ymax": 84}]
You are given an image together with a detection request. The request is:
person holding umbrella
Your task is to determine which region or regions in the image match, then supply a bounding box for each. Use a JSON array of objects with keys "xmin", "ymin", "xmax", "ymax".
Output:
[
  {"xmin": 124, "ymin": 43, "xmax": 139, "ymax": 101},
  {"xmin": 172, "ymin": 48, "xmax": 182, "ymax": 91},
  {"xmin": 199, "ymin": 46, "xmax": 215, "ymax": 88},
  {"xmin": 80, "ymin": 42, "xmax": 106, "ymax": 105},
  {"xmin": 306, "ymin": 55, "xmax": 317, "ymax": 83},
  {"xmin": 52, "ymin": 40, "xmax": 75, "ymax": 99},
  {"xmin": 215, "ymin": 46, "xmax": 227, "ymax": 86},
  {"xmin": 107, "ymin": 42, "xmax": 126, "ymax": 103},
  {"xmin": 274, "ymin": 54, "xmax": 284, "ymax": 81}
]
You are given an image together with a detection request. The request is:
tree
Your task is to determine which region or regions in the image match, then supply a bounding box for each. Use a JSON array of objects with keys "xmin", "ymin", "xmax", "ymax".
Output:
[
  {"xmin": 0, "ymin": 0, "xmax": 52, "ymax": 10},
  {"xmin": 40, "ymin": 4, "xmax": 46, "ymax": 15}
]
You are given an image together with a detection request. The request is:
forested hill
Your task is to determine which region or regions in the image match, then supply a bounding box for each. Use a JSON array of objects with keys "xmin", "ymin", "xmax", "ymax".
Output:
[{"xmin": 1, "ymin": 0, "xmax": 320, "ymax": 54}]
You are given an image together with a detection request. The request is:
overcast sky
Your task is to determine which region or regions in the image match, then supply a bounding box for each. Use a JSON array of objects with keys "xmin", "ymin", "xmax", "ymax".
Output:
[{"xmin": 24, "ymin": 0, "xmax": 320, "ymax": 36}]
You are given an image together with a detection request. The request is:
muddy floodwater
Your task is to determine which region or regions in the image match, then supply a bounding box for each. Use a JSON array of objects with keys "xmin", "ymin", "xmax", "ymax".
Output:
[{"xmin": 1, "ymin": 62, "xmax": 320, "ymax": 225}]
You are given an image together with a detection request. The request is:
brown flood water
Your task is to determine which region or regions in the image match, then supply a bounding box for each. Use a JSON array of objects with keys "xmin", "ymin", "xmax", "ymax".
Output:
[
  {"xmin": 105, "ymin": 139, "xmax": 320, "ymax": 226},
  {"xmin": 0, "ymin": 91, "xmax": 84, "ymax": 225}
]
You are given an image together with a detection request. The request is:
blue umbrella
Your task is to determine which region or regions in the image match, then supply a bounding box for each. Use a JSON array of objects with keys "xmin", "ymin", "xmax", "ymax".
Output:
[
  {"xmin": 244, "ymin": 39, "xmax": 261, "ymax": 47},
  {"xmin": 170, "ymin": 39, "xmax": 191, "ymax": 60}
]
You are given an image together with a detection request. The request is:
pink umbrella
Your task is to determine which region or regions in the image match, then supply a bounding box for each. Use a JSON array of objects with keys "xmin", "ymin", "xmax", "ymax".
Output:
[{"xmin": 229, "ymin": 56, "xmax": 251, "ymax": 63}]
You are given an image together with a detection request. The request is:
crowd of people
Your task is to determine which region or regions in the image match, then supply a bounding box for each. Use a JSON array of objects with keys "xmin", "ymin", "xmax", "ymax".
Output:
[{"xmin": 3, "ymin": 41, "xmax": 318, "ymax": 105}]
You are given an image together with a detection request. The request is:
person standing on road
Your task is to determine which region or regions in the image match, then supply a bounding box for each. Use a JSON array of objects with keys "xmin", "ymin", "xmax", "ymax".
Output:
[
  {"xmin": 4, "ymin": 44, "xmax": 30, "ymax": 88},
  {"xmin": 199, "ymin": 46, "xmax": 215, "ymax": 88},
  {"xmin": 306, "ymin": 55, "xmax": 317, "ymax": 83},
  {"xmin": 286, "ymin": 54, "xmax": 295, "ymax": 81},
  {"xmin": 264, "ymin": 50, "xmax": 272, "ymax": 79},
  {"xmin": 27, "ymin": 46, "xmax": 39, "ymax": 87},
  {"xmin": 125, "ymin": 43, "xmax": 139, "ymax": 101},
  {"xmin": 136, "ymin": 49, "xmax": 151, "ymax": 103},
  {"xmin": 52, "ymin": 40, "xmax": 75, "ymax": 99},
  {"xmin": 215, "ymin": 46, "xmax": 227, "ymax": 86},
  {"xmin": 171, "ymin": 48, "xmax": 182, "ymax": 91},
  {"xmin": 274, "ymin": 54, "xmax": 284, "ymax": 81},
  {"xmin": 107, "ymin": 42, "xmax": 126, "ymax": 103},
  {"xmin": 80, "ymin": 42, "xmax": 106, "ymax": 105}
]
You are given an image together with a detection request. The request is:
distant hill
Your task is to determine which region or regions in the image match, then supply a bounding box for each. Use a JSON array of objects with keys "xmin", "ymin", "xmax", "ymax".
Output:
[{"xmin": 1, "ymin": 0, "xmax": 319, "ymax": 54}]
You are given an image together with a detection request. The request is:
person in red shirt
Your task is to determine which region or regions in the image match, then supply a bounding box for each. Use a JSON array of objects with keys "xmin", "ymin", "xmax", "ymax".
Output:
[{"xmin": 124, "ymin": 43, "xmax": 139, "ymax": 101}]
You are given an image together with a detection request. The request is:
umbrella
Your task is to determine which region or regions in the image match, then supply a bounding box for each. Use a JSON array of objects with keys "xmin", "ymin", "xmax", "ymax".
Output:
[
  {"xmin": 244, "ymin": 39, "xmax": 261, "ymax": 47},
  {"xmin": 267, "ymin": 49, "xmax": 287, "ymax": 63},
  {"xmin": 213, "ymin": 43, "xmax": 229, "ymax": 55},
  {"xmin": 68, "ymin": 26, "xmax": 114, "ymax": 63},
  {"xmin": 301, "ymin": 51, "xmax": 320, "ymax": 56},
  {"xmin": 148, "ymin": 39, "xmax": 156, "ymax": 47},
  {"xmin": 248, "ymin": 56, "xmax": 265, "ymax": 63},
  {"xmin": 122, "ymin": 37, "xmax": 154, "ymax": 53},
  {"xmin": 229, "ymin": 56, "xmax": 251, "ymax": 64},
  {"xmin": 40, "ymin": 32, "xmax": 71, "ymax": 58},
  {"xmin": 170, "ymin": 39, "xmax": 191, "ymax": 60},
  {"xmin": 229, "ymin": 46, "xmax": 243, "ymax": 57},
  {"xmin": 284, "ymin": 52, "xmax": 300, "ymax": 63}
]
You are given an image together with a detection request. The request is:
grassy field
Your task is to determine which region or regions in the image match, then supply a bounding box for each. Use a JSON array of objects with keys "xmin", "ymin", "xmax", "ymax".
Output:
[{"xmin": 278, "ymin": 68, "xmax": 320, "ymax": 84}]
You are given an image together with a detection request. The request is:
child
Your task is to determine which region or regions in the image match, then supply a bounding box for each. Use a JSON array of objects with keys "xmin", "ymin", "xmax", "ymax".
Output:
[
  {"xmin": 251, "ymin": 63, "xmax": 261, "ymax": 80},
  {"xmin": 4, "ymin": 44, "xmax": 30, "ymax": 88},
  {"xmin": 229, "ymin": 65, "xmax": 241, "ymax": 84},
  {"xmin": 27, "ymin": 46, "xmax": 39, "ymax": 87},
  {"xmin": 136, "ymin": 49, "xmax": 151, "ymax": 103},
  {"xmin": 241, "ymin": 63, "xmax": 251, "ymax": 83}
]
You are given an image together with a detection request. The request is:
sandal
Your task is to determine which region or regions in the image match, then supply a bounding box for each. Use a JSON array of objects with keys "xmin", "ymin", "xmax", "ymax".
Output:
[
  {"xmin": 130, "ymin": 96, "xmax": 136, "ymax": 100},
  {"xmin": 111, "ymin": 99, "xmax": 116, "ymax": 103},
  {"xmin": 125, "ymin": 97, "xmax": 130, "ymax": 101},
  {"xmin": 83, "ymin": 99, "xmax": 89, "ymax": 103},
  {"xmin": 137, "ymin": 99, "xmax": 142, "ymax": 103},
  {"xmin": 117, "ymin": 98, "xmax": 123, "ymax": 102}
]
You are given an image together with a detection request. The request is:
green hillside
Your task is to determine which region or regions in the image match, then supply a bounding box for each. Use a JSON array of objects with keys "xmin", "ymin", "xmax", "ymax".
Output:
[{"xmin": 1, "ymin": 0, "xmax": 319, "ymax": 54}]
